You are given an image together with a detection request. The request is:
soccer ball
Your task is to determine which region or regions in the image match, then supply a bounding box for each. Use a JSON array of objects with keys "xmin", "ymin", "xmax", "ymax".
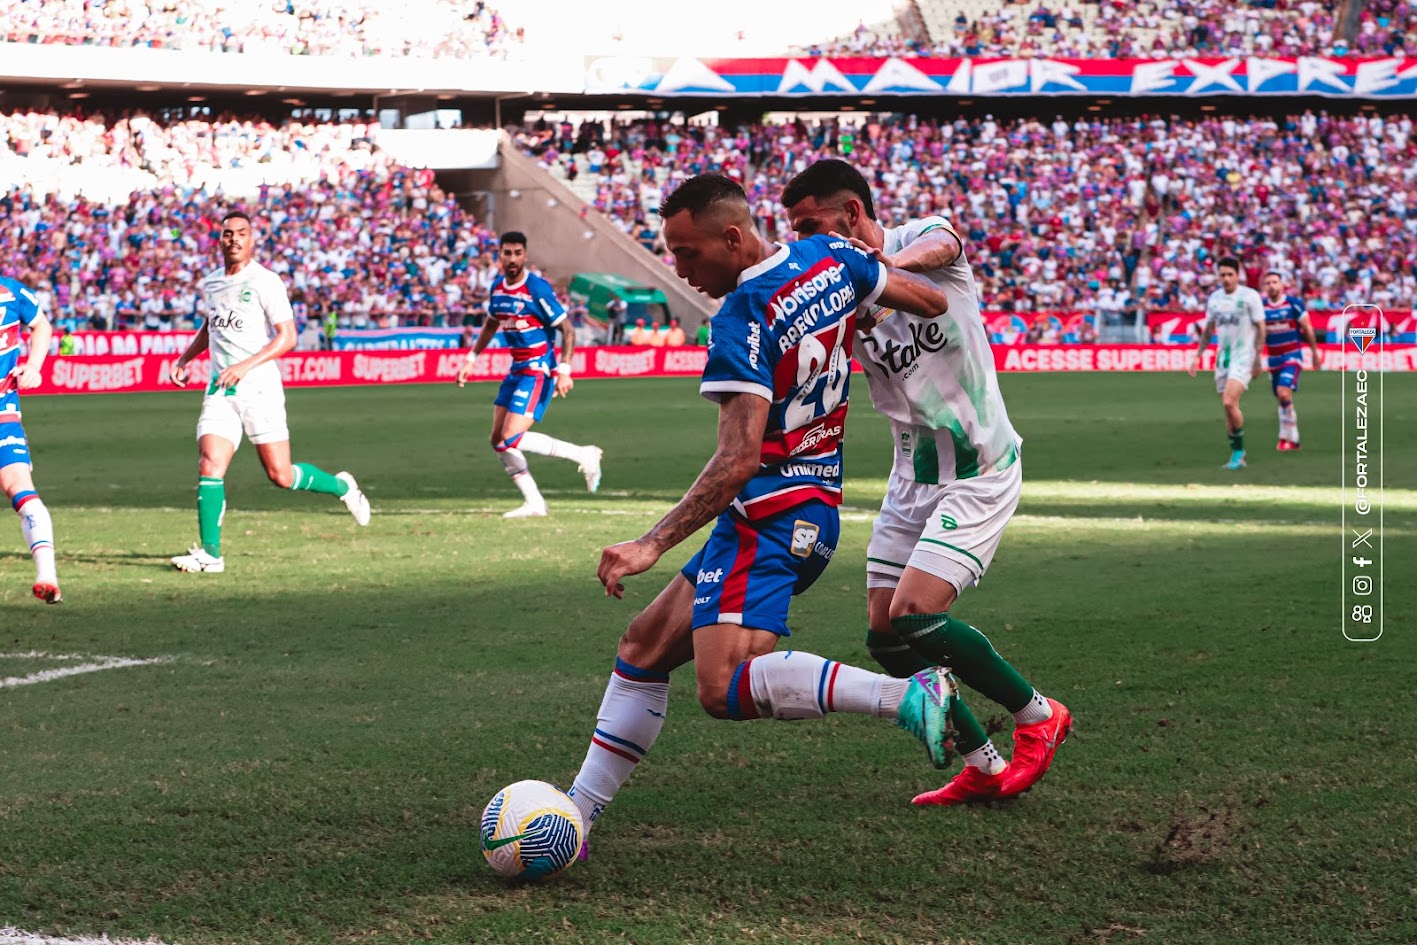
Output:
[{"xmin": 480, "ymin": 780, "xmax": 584, "ymax": 880}]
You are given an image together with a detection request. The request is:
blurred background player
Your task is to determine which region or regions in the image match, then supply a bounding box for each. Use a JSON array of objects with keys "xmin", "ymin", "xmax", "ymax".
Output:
[
  {"xmin": 782, "ymin": 159, "xmax": 1070, "ymax": 806},
  {"xmin": 0, "ymin": 275, "xmax": 61, "ymax": 603},
  {"xmin": 169, "ymin": 211, "xmax": 371, "ymax": 574},
  {"xmin": 1188, "ymin": 257, "xmax": 1265, "ymax": 470},
  {"xmin": 456, "ymin": 231, "xmax": 602, "ymax": 518},
  {"xmin": 1260, "ymin": 270, "xmax": 1323, "ymax": 451},
  {"xmin": 567, "ymin": 174, "xmax": 956, "ymax": 857}
]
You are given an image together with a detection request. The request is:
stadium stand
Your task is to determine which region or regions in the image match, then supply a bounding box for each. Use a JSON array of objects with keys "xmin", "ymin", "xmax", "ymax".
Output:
[
  {"xmin": 0, "ymin": 0, "xmax": 523, "ymax": 59},
  {"xmin": 799, "ymin": 1, "xmax": 1413, "ymax": 60},
  {"xmin": 521, "ymin": 111, "xmax": 1417, "ymax": 320},
  {"xmin": 0, "ymin": 111, "xmax": 501, "ymax": 331}
]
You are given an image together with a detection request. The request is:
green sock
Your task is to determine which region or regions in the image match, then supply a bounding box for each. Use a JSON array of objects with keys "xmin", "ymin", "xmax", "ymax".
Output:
[
  {"xmin": 197, "ymin": 476, "xmax": 225, "ymax": 558},
  {"xmin": 290, "ymin": 463, "xmax": 349, "ymax": 497},
  {"xmin": 1229, "ymin": 428, "xmax": 1244, "ymax": 452},
  {"xmin": 865, "ymin": 630, "xmax": 934, "ymax": 678},
  {"xmin": 891, "ymin": 612, "xmax": 1034, "ymax": 713},
  {"xmin": 949, "ymin": 682, "xmax": 990, "ymax": 755}
]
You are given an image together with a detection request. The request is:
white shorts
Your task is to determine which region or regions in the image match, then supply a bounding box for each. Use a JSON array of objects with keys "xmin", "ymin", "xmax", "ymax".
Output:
[
  {"xmin": 1214, "ymin": 360, "xmax": 1253, "ymax": 394},
  {"xmin": 866, "ymin": 456, "xmax": 1022, "ymax": 594},
  {"xmin": 196, "ymin": 369, "xmax": 289, "ymax": 448}
]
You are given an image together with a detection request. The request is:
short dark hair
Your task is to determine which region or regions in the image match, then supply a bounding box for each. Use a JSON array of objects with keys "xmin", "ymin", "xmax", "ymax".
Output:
[
  {"xmin": 657, "ymin": 174, "xmax": 747, "ymax": 220},
  {"xmin": 780, "ymin": 159, "xmax": 877, "ymax": 221},
  {"xmin": 500, "ymin": 231, "xmax": 528, "ymax": 248},
  {"xmin": 221, "ymin": 210, "xmax": 252, "ymax": 226},
  {"xmin": 1218, "ymin": 256, "xmax": 1241, "ymax": 273}
]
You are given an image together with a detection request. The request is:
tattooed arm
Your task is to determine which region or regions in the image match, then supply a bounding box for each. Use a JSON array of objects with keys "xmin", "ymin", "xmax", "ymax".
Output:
[{"xmin": 598, "ymin": 392, "xmax": 767, "ymax": 598}]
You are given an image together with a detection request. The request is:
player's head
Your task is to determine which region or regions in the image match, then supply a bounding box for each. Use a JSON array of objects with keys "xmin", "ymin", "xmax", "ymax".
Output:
[
  {"xmin": 781, "ymin": 159, "xmax": 877, "ymax": 242},
  {"xmin": 658, "ymin": 174, "xmax": 757, "ymax": 299},
  {"xmin": 1262, "ymin": 269, "xmax": 1286, "ymax": 299},
  {"xmin": 219, "ymin": 211, "xmax": 255, "ymax": 268},
  {"xmin": 1217, "ymin": 256, "xmax": 1241, "ymax": 292},
  {"xmin": 499, "ymin": 231, "xmax": 528, "ymax": 281}
]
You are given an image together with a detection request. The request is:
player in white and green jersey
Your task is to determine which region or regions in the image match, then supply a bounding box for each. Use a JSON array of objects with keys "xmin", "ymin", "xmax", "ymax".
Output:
[
  {"xmin": 1187, "ymin": 257, "xmax": 1266, "ymax": 470},
  {"xmin": 782, "ymin": 159, "xmax": 1071, "ymax": 807},
  {"xmin": 169, "ymin": 210, "xmax": 371, "ymax": 574}
]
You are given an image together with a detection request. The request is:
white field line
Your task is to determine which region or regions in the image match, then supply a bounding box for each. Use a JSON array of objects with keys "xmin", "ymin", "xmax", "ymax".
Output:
[
  {"xmin": 0, "ymin": 655, "xmax": 172, "ymax": 689},
  {"xmin": 1, "ymin": 928, "xmax": 180, "ymax": 945}
]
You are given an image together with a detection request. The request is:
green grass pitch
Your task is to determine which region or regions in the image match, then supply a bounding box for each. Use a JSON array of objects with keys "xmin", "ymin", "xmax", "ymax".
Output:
[{"xmin": 1, "ymin": 372, "xmax": 1413, "ymax": 945}]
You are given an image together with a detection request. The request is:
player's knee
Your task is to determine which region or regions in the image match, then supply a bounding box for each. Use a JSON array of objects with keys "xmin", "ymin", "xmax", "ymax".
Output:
[
  {"xmin": 888, "ymin": 585, "xmax": 959, "ymax": 622},
  {"xmin": 265, "ymin": 465, "xmax": 294, "ymax": 489},
  {"xmin": 696, "ymin": 680, "xmax": 733, "ymax": 720}
]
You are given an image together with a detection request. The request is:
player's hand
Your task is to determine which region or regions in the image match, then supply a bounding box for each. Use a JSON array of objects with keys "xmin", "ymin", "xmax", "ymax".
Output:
[
  {"xmin": 1313, "ymin": 348, "xmax": 1324, "ymax": 369},
  {"xmin": 171, "ymin": 360, "xmax": 190, "ymax": 388},
  {"xmin": 554, "ymin": 373, "xmax": 574, "ymax": 398},
  {"xmin": 1251, "ymin": 361, "xmax": 1265, "ymax": 379},
  {"xmin": 598, "ymin": 539, "xmax": 663, "ymax": 599},
  {"xmin": 456, "ymin": 356, "xmax": 476, "ymax": 388},
  {"xmin": 216, "ymin": 361, "xmax": 250, "ymax": 390},
  {"xmin": 14, "ymin": 365, "xmax": 42, "ymax": 390},
  {"xmin": 1186, "ymin": 352, "xmax": 1198, "ymax": 377}
]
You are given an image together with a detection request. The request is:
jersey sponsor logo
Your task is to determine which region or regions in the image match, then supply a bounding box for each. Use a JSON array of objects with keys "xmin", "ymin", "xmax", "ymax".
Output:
[
  {"xmin": 790, "ymin": 521, "xmax": 820, "ymax": 558},
  {"xmin": 860, "ymin": 318, "xmax": 949, "ymax": 377},
  {"xmin": 240, "ymin": 288, "xmax": 253, "ymax": 302},
  {"xmin": 0, "ymin": 434, "xmax": 27, "ymax": 449},
  {"xmin": 779, "ymin": 460, "xmax": 841, "ymax": 479},
  {"xmin": 696, "ymin": 567, "xmax": 725, "ymax": 585},
  {"xmin": 693, "ymin": 596, "xmax": 712, "ymax": 606},
  {"xmin": 208, "ymin": 311, "xmax": 246, "ymax": 332},
  {"xmin": 939, "ymin": 514, "xmax": 958, "ymax": 530},
  {"xmin": 792, "ymin": 420, "xmax": 844, "ymax": 456},
  {"xmin": 747, "ymin": 321, "xmax": 762, "ymax": 369}
]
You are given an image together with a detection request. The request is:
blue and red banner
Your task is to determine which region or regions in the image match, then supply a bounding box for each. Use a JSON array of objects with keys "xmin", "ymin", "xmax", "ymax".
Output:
[{"xmin": 585, "ymin": 56, "xmax": 1417, "ymax": 98}]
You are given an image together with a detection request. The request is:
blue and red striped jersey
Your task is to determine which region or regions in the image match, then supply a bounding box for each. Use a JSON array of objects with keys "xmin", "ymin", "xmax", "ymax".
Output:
[
  {"xmin": 0, "ymin": 276, "xmax": 45, "ymax": 422},
  {"xmin": 1263, "ymin": 294, "xmax": 1307, "ymax": 369},
  {"xmin": 488, "ymin": 273, "xmax": 566, "ymax": 375},
  {"xmin": 700, "ymin": 235, "xmax": 886, "ymax": 521}
]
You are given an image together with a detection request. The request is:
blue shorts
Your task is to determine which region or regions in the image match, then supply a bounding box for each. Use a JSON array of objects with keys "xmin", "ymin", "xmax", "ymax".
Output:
[
  {"xmin": 1270, "ymin": 361, "xmax": 1302, "ymax": 395},
  {"xmin": 0, "ymin": 421, "xmax": 31, "ymax": 470},
  {"xmin": 494, "ymin": 371, "xmax": 554, "ymax": 422},
  {"xmin": 680, "ymin": 500, "xmax": 840, "ymax": 636}
]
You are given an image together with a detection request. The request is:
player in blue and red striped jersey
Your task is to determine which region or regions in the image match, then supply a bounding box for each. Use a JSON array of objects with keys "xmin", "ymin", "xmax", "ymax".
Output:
[
  {"xmin": 560, "ymin": 175, "xmax": 953, "ymax": 858},
  {"xmin": 1260, "ymin": 270, "xmax": 1323, "ymax": 451},
  {"xmin": 455, "ymin": 232, "xmax": 602, "ymax": 518},
  {"xmin": 0, "ymin": 276, "xmax": 61, "ymax": 603}
]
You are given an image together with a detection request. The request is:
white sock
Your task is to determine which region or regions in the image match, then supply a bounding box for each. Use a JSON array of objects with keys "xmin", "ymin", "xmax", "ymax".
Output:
[
  {"xmin": 16, "ymin": 495, "xmax": 56, "ymax": 584},
  {"xmin": 963, "ymin": 741, "xmax": 1006, "ymax": 775},
  {"xmin": 746, "ymin": 651, "xmax": 901, "ymax": 720},
  {"xmin": 568, "ymin": 664, "xmax": 669, "ymax": 831},
  {"xmin": 496, "ymin": 446, "xmax": 544, "ymax": 505},
  {"xmin": 1012, "ymin": 689, "xmax": 1053, "ymax": 725},
  {"xmin": 518, "ymin": 430, "xmax": 588, "ymax": 464},
  {"xmin": 1279, "ymin": 403, "xmax": 1299, "ymax": 443}
]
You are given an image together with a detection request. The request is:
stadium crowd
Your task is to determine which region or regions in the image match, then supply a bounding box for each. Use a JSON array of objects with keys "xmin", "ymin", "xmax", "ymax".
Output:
[
  {"xmin": 803, "ymin": 1, "xmax": 1412, "ymax": 60},
  {"xmin": 0, "ymin": 0, "xmax": 523, "ymax": 59},
  {"xmin": 521, "ymin": 110, "xmax": 1417, "ymax": 317},
  {"xmin": 0, "ymin": 110, "xmax": 503, "ymax": 332}
]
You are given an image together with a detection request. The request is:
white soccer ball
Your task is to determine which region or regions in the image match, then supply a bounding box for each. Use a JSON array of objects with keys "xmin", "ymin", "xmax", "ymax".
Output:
[{"xmin": 480, "ymin": 779, "xmax": 584, "ymax": 880}]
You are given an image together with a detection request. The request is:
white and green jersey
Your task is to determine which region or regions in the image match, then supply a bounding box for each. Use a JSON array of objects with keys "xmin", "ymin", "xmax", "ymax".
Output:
[
  {"xmin": 1204, "ymin": 284, "xmax": 1264, "ymax": 370},
  {"xmin": 197, "ymin": 260, "xmax": 293, "ymax": 385},
  {"xmin": 855, "ymin": 216, "xmax": 1019, "ymax": 484}
]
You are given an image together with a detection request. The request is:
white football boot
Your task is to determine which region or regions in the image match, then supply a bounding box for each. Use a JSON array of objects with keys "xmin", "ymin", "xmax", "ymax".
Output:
[
  {"xmin": 172, "ymin": 545, "xmax": 225, "ymax": 573},
  {"xmin": 503, "ymin": 502, "xmax": 549, "ymax": 519},
  {"xmin": 578, "ymin": 446, "xmax": 604, "ymax": 494},
  {"xmin": 336, "ymin": 472, "xmax": 371, "ymax": 526}
]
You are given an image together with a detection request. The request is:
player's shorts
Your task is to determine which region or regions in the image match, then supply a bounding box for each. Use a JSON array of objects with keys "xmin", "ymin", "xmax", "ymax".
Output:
[
  {"xmin": 866, "ymin": 455, "xmax": 1022, "ymax": 595},
  {"xmin": 0, "ymin": 420, "xmax": 32, "ymax": 470},
  {"xmin": 196, "ymin": 369, "xmax": 289, "ymax": 448},
  {"xmin": 1270, "ymin": 360, "xmax": 1302, "ymax": 394},
  {"xmin": 495, "ymin": 370, "xmax": 554, "ymax": 423},
  {"xmin": 679, "ymin": 499, "xmax": 839, "ymax": 636},
  {"xmin": 1214, "ymin": 358, "xmax": 1255, "ymax": 395}
]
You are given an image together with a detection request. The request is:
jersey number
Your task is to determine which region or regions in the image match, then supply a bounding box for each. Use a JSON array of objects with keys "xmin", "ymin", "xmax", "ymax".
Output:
[{"xmin": 783, "ymin": 324, "xmax": 849, "ymax": 432}]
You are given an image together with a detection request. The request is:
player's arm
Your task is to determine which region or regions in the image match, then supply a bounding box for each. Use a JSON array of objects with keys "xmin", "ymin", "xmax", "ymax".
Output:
[
  {"xmin": 456, "ymin": 315, "xmax": 501, "ymax": 387},
  {"xmin": 1299, "ymin": 310, "xmax": 1323, "ymax": 369},
  {"xmin": 217, "ymin": 320, "xmax": 295, "ymax": 389},
  {"xmin": 171, "ymin": 323, "xmax": 211, "ymax": 388},
  {"xmin": 15, "ymin": 310, "xmax": 52, "ymax": 390},
  {"xmin": 1251, "ymin": 299, "xmax": 1267, "ymax": 378},
  {"xmin": 876, "ymin": 267, "xmax": 949, "ymax": 320},
  {"xmin": 1187, "ymin": 316, "xmax": 1213, "ymax": 377},
  {"xmin": 553, "ymin": 320, "xmax": 575, "ymax": 397},
  {"xmin": 887, "ymin": 227, "xmax": 964, "ymax": 272},
  {"xmin": 598, "ymin": 392, "xmax": 766, "ymax": 599}
]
